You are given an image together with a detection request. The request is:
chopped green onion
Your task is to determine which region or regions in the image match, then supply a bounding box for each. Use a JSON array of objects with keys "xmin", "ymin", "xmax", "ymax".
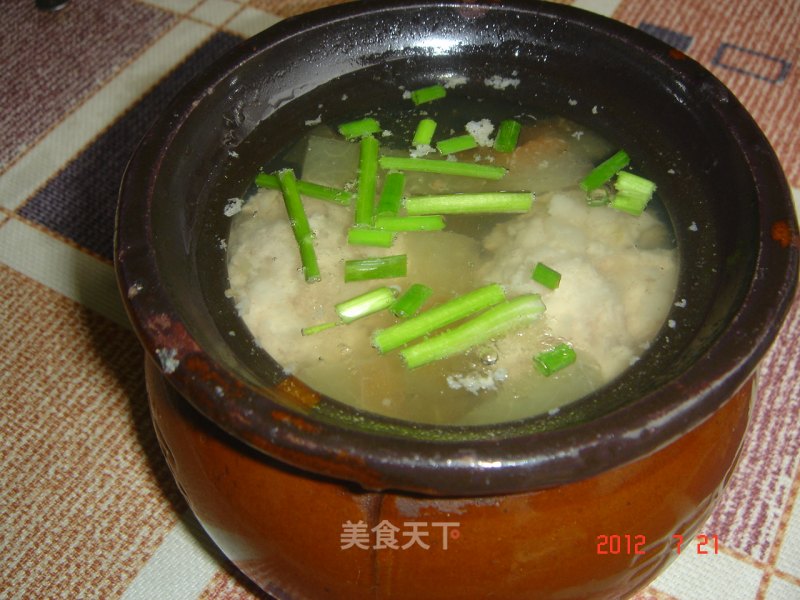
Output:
[
  {"xmin": 378, "ymin": 156, "xmax": 507, "ymax": 180},
  {"xmin": 255, "ymin": 173, "xmax": 352, "ymax": 206},
  {"xmin": 374, "ymin": 215, "xmax": 445, "ymax": 232},
  {"xmin": 347, "ymin": 228, "xmax": 396, "ymax": 248},
  {"xmin": 436, "ymin": 134, "xmax": 478, "ymax": 155},
  {"xmin": 410, "ymin": 84, "xmax": 446, "ymax": 105},
  {"xmin": 586, "ymin": 186, "xmax": 612, "ymax": 207},
  {"xmin": 580, "ymin": 150, "xmax": 630, "ymax": 191},
  {"xmin": 391, "ymin": 284, "xmax": 433, "ymax": 319},
  {"xmin": 335, "ymin": 287, "xmax": 398, "ymax": 323},
  {"xmin": 277, "ymin": 168, "xmax": 320, "ymax": 283},
  {"xmin": 534, "ymin": 343, "xmax": 576, "ymax": 376},
  {"xmin": 532, "ymin": 262, "xmax": 561, "ymax": 290},
  {"xmin": 615, "ymin": 171, "xmax": 657, "ymax": 197},
  {"xmin": 611, "ymin": 193, "xmax": 648, "ymax": 216},
  {"xmin": 412, "ymin": 118, "xmax": 437, "ymax": 146},
  {"xmin": 291, "ymin": 181, "xmax": 351, "ymax": 206},
  {"xmin": 405, "ymin": 192, "xmax": 533, "ymax": 215},
  {"xmin": 611, "ymin": 171, "xmax": 657, "ymax": 216},
  {"xmin": 494, "ymin": 119, "xmax": 522, "ymax": 153},
  {"xmin": 400, "ymin": 295, "xmax": 546, "ymax": 369},
  {"xmin": 376, "ymin": 171, "xmax": 405, "ymax": 216},
  {"xmin": 372, "ymin": 283, "xmax": 507, "ymax": 353},
  {"xmin": 255, "ymin": 172, "xmax": 283, "ymax": 189},
  {"xmin": 338, "ymin": 117, "xmax": 381, "ymax": 140},
  {"xmin": 301, "ymin": 321, "xmax": 339, "ymax": 336},
  {"xmin": 355, "ymin": 135, "xmax": 379, "ymax": 226},
  {"xmin": 344, "ymin": 255, "xmax": 407, "ymax": 282}
]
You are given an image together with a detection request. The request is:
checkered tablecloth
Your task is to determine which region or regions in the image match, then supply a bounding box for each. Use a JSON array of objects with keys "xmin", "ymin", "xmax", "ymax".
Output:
[{"xmin": 1, "ymin": 1, "xmax": 798, "ymax": 598}]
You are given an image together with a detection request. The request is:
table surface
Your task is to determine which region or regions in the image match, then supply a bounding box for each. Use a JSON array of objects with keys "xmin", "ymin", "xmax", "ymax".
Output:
[{"xmin": 1, "ymin": 0, "xmax": 799, "ymax": 598}]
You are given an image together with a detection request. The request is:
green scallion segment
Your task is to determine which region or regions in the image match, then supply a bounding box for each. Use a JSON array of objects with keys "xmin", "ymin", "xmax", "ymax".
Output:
[
  {"xmin": 378, "ymin": 156, "xmax": 507, "ymax": 180},
  {"xmin": 615, "ymin": 171, "xmax": 657, "ymax": 196},
  {"xmin": 412, "ymin": 118, "xmax": 437, "ymax": 146},
  {"xmin": 338, "ymin": 117, "xmax": 381, "ymax": 140},
  {"xmin": 391, "ymin": 284, "xmax": 433, "ymax": 319},
  {"xmin": 255, "ymin": 173, "xmax": 352, "ymax": 205},
  {"xmin": 400, "ymin": 295, "xmax": 546, "ymax": 369},
  {"xmin": 580, "ymin": 150, "xmax": 631, "ymax": 191},
  {"xmin": 277, "ymin": 168, "xmax": 320, "ymax": 283},
  {"xmin": 347, "ymin": 228, "xmax": 395, "ymax": 248},
  {"xmin": 344, "ymin": 254, "xmax": 407, "ymax": 282},
  {"xmin": 374, "ymin": 215, "xmax": 445, "ymax": 232},
  {"xmin": 405, "ymin": 192, "xmax": 533, "ymax": 215},
  {"xmin": 611, "ymin": 194, "xmax": 648, "ymax": 216},
  {"xmin": 494, "ymin": 119, "xmax": 522, "ymax": 153},
  {"xmin": 533, "ymin": 343, "xmax": 577, "ymax": 376},
  {"xmin": 301, "ymin": 321, "xmax": 338, "ymax": 336},
  {"xmin": 436, "ymin": 134, "xmax": 478, "ymax": 155},
  {"xmin": 254, "ymin": 172, "xmax": 283, "ymax": 189},
  {"xmin": 355, "ymin": 135, "xmax": 380, "ymax": 226},
  {"xmin": 335, "ymin": 287, "xmax": 398, "ymax": 323},
  {"xmin": 532, "ymin": 262, "xmax": 561, "ymax": 290},
  {"xmin": 586, "ymin": 186, "xmax": 612, "ymax": 207},
  {"xmin": 410, "ymin": 84, "xmax": 447, "ymax": 105},
  {"xmin": 611, "ymin": 171, "xmax": 657, "ymax": 216},
  {"xmin": 376, "ymin": 171, "xmax": 405, "ymax": 216},
  {"xmin": 372, "ymin": 283, "xmax": 507, "ymax": 353}
]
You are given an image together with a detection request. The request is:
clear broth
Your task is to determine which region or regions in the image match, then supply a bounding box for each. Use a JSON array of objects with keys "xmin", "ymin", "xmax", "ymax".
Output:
[{"xmin": 226, "ymin": 90, "xmax": 678, "ymax": 426}]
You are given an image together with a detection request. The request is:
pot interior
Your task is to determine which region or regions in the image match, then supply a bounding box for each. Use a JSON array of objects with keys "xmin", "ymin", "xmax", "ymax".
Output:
[{"xmin": 141, "ymin": 1, "xmax": 782, "ymax": 444}]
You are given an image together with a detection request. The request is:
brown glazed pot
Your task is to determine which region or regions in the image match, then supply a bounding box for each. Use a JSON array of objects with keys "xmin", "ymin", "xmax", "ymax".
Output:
[
  {"xmin": 116, "ymin": 1, "xmax": 799, "ymax": 598},
  {"xmin": 147, "ymin": 357, "xmax": 753, "ymax": 599}
]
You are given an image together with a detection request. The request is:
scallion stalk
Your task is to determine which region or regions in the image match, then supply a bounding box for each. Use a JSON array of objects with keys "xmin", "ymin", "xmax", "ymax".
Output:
[
  {"xmin": 376, "ymin": 171, "xmax": 405, "ymax": 216},
  {"xmin": 580, "ymin": 150, "xmax": 631, "ymax": 191},
  {"xmin": 412, "ymin": 118, "xmax": 437, "ymax": 146},
  {"xmin": 301, "ymin": 321, "xmax": 339, "ymax": 336},
  {"xmin": 586, "ymin": 186, "xmax": 611, "ymax": 207},
  {"xmin": 374, "ymin": 215, "xmax": 445, "ymax": 231},
  {"xmin": 344, "ymin": 255, "xmax": 407, "ymax": 282},
  {"xmin": 400, "ymin": 295, "xmax": 546, "ymax": 369},
  {"xmin": 277, "ymin": 168, "xmax": 320, "ymax": 283},
  {"xmin": 611, "ymin": 193, "xmax": 648, "ymax": 216},
  {"xmin": 611, "ymin": 171, "xmax": 657, "ymax": 216},
  {"xmin": 355, "ymin": 135, "xmax": 379, "ymax": 226},
  {"xmin": 256, "ymin": 173, "xmax": 352, "ymax": 206},
  {"xmin": 615, "ymin": 171, "xmax": 657, "ymax": 196},
  {"xmin": 436, "ymin": 134, "xmax": 478, "ymax": 155},
  {"xmin": 378, "ymin": 156, "xmax": 507, "ymax": 180},
  {"xmin": 347, "ymin": 228, "xmax": 395, "ymax": 248},
  {"xmin": 405, "ymin": 192, "xmax": 533, "ymax": 215},
  {"xmin": 533, "ymin": 343, "xmax": 576, "ymax": 376},
  {"xmin": 335, "ymin": 287, "xmax": 398, "ymax": 323},
  {"xmin": 372, "ymin": 283, "xmax": 507, "ymax": 353},
  {"xmin": 338, "ymin": 117, "xmax": 381, "ymax": 140},
  {"xmin": 494, "ymin": 119, "xmax": 522, "ymax": 153},
  {"xmin": 410, "ymin": 84, "xmax": 447, "ymax": 105},
  {"xmin": 391, "ymin": 283, "xmax": 433, "ymax": 319},
  {"xmin": 531, "ymin": 262, "xmax": 561, "ymax": 290}
]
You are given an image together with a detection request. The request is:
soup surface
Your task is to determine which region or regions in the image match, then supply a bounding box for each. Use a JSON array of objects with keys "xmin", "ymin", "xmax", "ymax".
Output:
[{"xmin": 225, "ymin": 88, "xmax": 678, "ymax": 425}]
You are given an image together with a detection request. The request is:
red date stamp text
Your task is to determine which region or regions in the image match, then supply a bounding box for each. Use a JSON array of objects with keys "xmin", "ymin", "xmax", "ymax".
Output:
[{"xmin": 596, "ymin": 534, "xmax": 719, "ymax": 555}]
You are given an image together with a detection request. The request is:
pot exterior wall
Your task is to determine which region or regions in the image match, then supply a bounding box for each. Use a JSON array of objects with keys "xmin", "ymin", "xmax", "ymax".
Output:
[{"xmin": 147, "ymin": 358, "xmax": 751, "ymax": 600}]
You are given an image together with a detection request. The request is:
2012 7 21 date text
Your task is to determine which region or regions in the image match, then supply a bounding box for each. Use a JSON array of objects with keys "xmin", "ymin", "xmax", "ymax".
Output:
[{"xmin": 596, "ymin": 534, "xmax": 719, "ymax": 555}]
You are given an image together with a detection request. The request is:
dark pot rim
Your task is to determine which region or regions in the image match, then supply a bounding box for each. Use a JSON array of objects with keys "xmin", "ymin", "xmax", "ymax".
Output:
[{"xmin": 115, "ymin": 0, "xmax": 799, "ymax": 495}]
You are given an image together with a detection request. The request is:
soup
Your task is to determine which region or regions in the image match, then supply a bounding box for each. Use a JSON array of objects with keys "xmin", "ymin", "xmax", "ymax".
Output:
[{"xmin": 225, "ymin": 84, "xmax": 678, "ymax": 426}]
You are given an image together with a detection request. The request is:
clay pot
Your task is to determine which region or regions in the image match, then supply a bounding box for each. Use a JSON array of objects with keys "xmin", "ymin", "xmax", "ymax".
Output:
[
  {"xmin": 147, "ymin": 357, "xmax": 753, "ymax": 598},
  {"xmin": 116, "ymin": 2, "xmax": 798, "ymax": 598}
]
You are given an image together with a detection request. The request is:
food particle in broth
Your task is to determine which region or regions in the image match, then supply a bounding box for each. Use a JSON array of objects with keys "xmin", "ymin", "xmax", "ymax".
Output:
[{"xmin": 225, "ymin": 86, "xmax": 678, "ymax": 426}]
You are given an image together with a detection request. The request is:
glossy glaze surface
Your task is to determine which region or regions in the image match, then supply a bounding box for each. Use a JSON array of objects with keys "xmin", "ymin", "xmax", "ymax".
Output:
[{"xmin": 148, "ymin": 358, "xmax": 752, "ymax": 599}]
